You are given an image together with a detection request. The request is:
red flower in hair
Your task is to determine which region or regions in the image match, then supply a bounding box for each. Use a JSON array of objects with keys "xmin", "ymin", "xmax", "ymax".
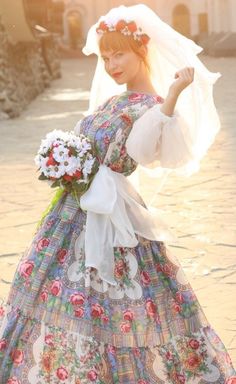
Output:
[
  {"xmin": 140, "ymin": 34, "xmax": 150, "ymax": 45},
  {"xmin": 97, "ymin": 21, "xmax": 109, "ymax": 32},
  {"xmin": 96, "ymin": 18, "xmax": 150, "ymax": 46},
  {"xmin": 127, "ymin": 21, "xmax": 137, "ymax": 33},
  {"xmin": 116, "ymin": 20, "xmax": 127, "ymax": 31}
]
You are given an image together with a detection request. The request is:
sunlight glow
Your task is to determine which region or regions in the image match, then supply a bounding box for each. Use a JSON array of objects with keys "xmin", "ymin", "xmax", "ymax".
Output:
[
  {"xmin": 42, "ymin": 89, "xmax": 90, "ymax": 101},
  {"xmin": 26, "ymin": 110, "xmax": 86, "ymax": 121}
]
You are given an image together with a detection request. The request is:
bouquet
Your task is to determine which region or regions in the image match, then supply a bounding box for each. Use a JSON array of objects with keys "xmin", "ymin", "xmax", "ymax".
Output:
[{"xmin": 35, "ymin": 129, "xmax": 99, "ymax": 196}]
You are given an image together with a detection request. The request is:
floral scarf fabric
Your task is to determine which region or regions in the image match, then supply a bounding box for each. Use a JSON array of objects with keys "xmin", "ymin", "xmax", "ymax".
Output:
[{"xmin": 0, "ymin": 92, "xmax": 235, "ymax": 383}]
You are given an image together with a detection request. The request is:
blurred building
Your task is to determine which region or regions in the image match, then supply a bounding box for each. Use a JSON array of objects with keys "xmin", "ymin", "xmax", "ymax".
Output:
[
  {"xmin": 53, "ymin": 0, "xmax": 235, "ymax": 56},
  {"xmin": 205, "ymin": 0, "xmax": 236, "ymax": 56},
  {"xmin": 24, "ymin": 0, "xmax": 65, "ymax": 34},
  {"xmin": 59, "ymin": 0, "xmax": 208, "ymax": 46},
  {"xmin": 0, "ymin": 0, "xmax": 61, "ymax": 119},
  {"xmin": 152, "ymin": 0, "xmax": 208, "ymax": 40}
]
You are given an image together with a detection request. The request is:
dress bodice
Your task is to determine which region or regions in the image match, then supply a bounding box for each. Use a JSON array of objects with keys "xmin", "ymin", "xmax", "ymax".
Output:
[{"xmin": 78, "ymin": 91, "xmax": 164, "ymax": 176}]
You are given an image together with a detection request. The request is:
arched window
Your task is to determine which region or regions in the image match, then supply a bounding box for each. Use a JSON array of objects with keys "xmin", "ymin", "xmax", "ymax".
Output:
[
  {"xmin": 172, "ymin": 4, "xmax": 191, "ymax": 38},
  {"xmin": 66, "ymin": 10, "xmax": 83, "ymax": 48},
  {"xmin": 63, "ymin": 4, "xmax": 86, "ymax": 48}
]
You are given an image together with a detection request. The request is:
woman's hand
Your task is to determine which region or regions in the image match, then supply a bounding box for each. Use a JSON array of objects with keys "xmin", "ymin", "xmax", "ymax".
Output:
[
  {"xmin": 169, "ymin": 67, "xmax": 195, "ymax": 97},
  {"xmin": 160, "ymin": 67, "xmax": 194, "ymax": 117}
]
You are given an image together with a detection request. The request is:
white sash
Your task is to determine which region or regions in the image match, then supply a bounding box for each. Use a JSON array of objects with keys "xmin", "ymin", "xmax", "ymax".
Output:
[{"xmin": 76, "ymin": 165, "xmax": 177, "ymax": 285}]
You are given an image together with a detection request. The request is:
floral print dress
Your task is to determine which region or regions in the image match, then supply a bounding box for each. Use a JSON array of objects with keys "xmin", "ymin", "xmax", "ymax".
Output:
[{"xmin": 0, "ymin": 91, "xmax": 235, "ymax": 384}]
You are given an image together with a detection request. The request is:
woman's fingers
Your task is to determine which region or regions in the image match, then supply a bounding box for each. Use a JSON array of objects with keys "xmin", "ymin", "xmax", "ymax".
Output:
[
  {"xmin": 175, "ymin": 67, "xmax": 194, "ymax": 84},
  {"xmin": 171, "ymin": 67, "xmax": 195, "ymax": 95},
  {"xmin": 175, "ymin": 67, "xmax": 194, "ymax": 77}
]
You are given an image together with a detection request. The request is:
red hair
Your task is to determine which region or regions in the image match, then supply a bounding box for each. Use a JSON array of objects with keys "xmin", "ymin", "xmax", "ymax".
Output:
[{"xmin": 99, "ymin": 31, "xmax": 150, "ymax": 70}]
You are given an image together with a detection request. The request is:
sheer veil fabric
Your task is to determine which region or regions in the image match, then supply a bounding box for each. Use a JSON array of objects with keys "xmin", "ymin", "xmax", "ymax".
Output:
[
  {"xmin": 82, "ymin": 4, "xmax": 221, "ymax": 184},
  {"xmin": 77, "ymin": 4, "xmax": 222, "ymax": 283}
]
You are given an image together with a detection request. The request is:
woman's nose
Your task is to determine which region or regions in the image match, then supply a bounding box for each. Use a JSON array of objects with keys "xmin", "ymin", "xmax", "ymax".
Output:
[{"xmin": 108, "ymin": 58, "xmax": 117, "ymax": 72}]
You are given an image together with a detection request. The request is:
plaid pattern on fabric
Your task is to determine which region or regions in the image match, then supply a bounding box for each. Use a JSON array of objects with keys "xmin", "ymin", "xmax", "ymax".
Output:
[{"xmin": 0, "ymin": 92, "xmax": 235, "ymax": 383}]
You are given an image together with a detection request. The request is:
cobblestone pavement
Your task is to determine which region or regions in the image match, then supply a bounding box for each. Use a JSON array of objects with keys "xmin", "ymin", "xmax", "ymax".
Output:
[{"xmin": 0, "ymin": 55, "xmax": 235, "ymax": 366}]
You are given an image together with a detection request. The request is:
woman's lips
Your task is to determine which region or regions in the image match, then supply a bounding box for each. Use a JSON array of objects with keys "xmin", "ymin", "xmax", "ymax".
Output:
[{"xmin": 112, "ymin": 72, "xmax": 123, "ymax": 78}]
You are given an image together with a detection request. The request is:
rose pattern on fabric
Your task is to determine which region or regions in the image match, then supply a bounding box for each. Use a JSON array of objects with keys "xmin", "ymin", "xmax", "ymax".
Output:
[
  {"xmin": 0, "ymin": 91, "xmax": 235, "ymax": 383},
  {"xmin": 158, "ymin": 332, "xmax": 210, "ymax": 382},
  {"xmin": 28, "ymin": 325, "xmax": 107, "ymax": 384}
]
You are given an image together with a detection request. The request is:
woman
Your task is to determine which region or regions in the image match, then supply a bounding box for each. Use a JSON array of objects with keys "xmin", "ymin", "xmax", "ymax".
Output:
[{"xmin": 0, "ymin": 4, "xmax": 235, "ymax": 384}]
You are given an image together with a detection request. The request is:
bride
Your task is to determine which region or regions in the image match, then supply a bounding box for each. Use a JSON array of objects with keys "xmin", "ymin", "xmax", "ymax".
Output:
[{"xmin": 0, "ymin": 4, "xmax": 235, "ymax": 384}]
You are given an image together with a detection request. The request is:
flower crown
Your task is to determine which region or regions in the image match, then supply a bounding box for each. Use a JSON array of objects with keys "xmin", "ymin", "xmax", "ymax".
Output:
[{"xmin": 96, "ymin": 19, "xmax": 150, "ymax": 45}]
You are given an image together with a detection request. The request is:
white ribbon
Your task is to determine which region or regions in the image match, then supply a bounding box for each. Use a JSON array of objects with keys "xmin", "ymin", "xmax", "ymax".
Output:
[{"xmin": 77, "ymin": 165, "xmax": 177, "ymax": 285}]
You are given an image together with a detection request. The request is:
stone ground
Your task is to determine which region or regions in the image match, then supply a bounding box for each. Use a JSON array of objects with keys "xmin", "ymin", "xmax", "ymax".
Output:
[{"xmin": 0, "ymin": 55, "xmax": 235, "ymax": 366}]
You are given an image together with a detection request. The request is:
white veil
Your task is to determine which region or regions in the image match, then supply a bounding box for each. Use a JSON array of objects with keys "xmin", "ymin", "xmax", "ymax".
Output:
[{"xmin": 82, "ymin": 4, "xmax": 221, "ymax": 185}]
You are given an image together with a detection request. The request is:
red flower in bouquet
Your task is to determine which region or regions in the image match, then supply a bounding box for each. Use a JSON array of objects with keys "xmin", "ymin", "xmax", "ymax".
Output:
[{"xmin": 35, "ymin": 130, "xmax": 99, "ymax": 194}]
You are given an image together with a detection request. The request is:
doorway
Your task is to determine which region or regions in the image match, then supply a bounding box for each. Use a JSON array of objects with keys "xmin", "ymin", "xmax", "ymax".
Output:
[
  {"xmin": 172, "ymin": 4, "xmax": 191, "ymax": 38},
  {"xmin": 66, "ymin": 10, "xmax": 83, "ymax": 49}
]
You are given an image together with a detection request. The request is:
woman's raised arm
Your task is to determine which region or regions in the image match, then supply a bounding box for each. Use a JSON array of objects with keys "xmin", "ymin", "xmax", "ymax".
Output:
[{"xmin": 160, "ymin": 67, "xmax": 194, "ymax": 117}]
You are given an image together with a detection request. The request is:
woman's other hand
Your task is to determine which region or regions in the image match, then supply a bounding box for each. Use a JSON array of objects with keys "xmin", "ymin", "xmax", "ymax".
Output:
[
  {"xmin": 170, "ymin": 67, "xmax": 195, "ymax": 96},
  {"xmin": 160, "ymin": 67, "xmax": 194, "ymax": 117}
]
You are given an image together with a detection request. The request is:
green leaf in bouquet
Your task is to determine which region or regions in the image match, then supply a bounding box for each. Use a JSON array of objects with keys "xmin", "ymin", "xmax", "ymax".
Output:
[
  {"xmin": 36, "ymin": 188, "xmax": 66, "ymax": 229},
  {"xmin": 38, "ymin": 173, "xmax": 48, "ymax": 180},
  {"xmin": 51, "ymin": 180, "xmax": 61, "ymax": 188}
]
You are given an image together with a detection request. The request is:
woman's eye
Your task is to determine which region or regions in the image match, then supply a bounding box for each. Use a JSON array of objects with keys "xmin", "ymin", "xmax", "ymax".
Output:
[{"xmin": 115, "ymin": 52, "xmax": 123, "ymax": 58}]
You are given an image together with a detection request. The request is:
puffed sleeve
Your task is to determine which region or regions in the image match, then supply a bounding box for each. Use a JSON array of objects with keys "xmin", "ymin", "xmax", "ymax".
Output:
[{"xmin": 126, "ymin": 103, "xmax": 194, "ymax": 169}]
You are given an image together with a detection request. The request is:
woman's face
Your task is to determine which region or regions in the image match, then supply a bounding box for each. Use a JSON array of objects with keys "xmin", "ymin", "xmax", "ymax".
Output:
[{"xmin": 101, "ymin": 49, "xmax": 142, "ymax": 86}]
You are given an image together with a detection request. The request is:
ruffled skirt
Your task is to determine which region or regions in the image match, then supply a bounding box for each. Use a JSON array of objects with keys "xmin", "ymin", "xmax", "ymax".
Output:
[{"xmin": 0, "ymin": 193, "xmax": 235, "ymax": 384}]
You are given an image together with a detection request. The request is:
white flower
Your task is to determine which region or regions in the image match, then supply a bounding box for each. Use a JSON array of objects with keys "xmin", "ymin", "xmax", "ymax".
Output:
[
  {"xmin": 81, "ymin": 137, "xmax": 91, "ymax": 147},
  {"xmin": 34, "ymin": 154, "xmax": 41, "ymax": 167},
  {"xmin": 38, "ymin": 139, "xmax": 51, "ymax": 155},
  {"xmin": 42, "ymin": 166, "xmax": 51, "ymax": 177},
  {"xmin": 78, "ymin": 139, "xmax": 92, "ymax": 157},
  {"xmin": 67, "ymin": 137, "xmax": 79, "ymax": 147},
  {"xmin": 82, "ymin": 157, "xmax": 95, "ymax": 178},
  {"xmin": 53, "ymin": 145, "xmax": 69, "ymax": 162},
  {"xmin": 48, "ymin": 165, "xmax": 65, "ymax": 178},
  {"xmin": 63, "ymin": 156, "xmax": 80, "ymax": 176},
  {"xmin": 36, "ymin": 130, "xmax": 96, "ymax": 186},
  {"xmin": 35, "ymin": 155, "xmax": 48, "ymax": 171},
  {"xmin": 37, "ymin": 130, "xmax": 66, "ymax": 155},
  {"xmin": 46, "ymin": 129, "xmax": 67, "ymax": 142}
]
